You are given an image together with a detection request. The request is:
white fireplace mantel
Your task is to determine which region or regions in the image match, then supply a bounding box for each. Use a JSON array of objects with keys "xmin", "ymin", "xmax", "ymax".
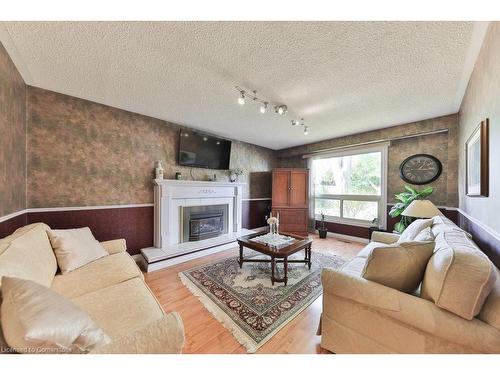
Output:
[{"xmin": 150, "ymin": 179, "xmax": 247, "ymax": 259}]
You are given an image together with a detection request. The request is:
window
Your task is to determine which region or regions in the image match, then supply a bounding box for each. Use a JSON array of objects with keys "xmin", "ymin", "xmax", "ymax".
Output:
[{"xmin": 311, "ymin": 144, "xmax": 387, "ymax": 228}]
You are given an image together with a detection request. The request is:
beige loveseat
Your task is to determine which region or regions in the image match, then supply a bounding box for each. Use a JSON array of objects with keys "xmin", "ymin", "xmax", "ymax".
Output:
[
  {"xmin": 320, "ymin": 216, "xmax": 500, "ymax": 353},
  {"xmin": 0, "ymin": 223, "xmax": 185, "ymax": 354}
]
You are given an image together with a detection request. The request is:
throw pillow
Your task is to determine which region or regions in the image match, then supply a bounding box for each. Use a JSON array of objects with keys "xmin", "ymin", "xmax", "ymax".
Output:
[
  {"xmin": 47, "ymin": 227, "xmax": 108, "ymax": 273},
  {"xmin": 398, "ymin": 218, "xmax": 434, "ymax": 243},
  {"xmin": 362, "ymin": 241, "xmax": 435, "ymax": 293},
  {"xmin": 0, "ymin": 277, "xmax": 110, "ymax": 353},
  {"xmin": 414, "ymin": 227, "xmax": 434, "ymax": 242}
]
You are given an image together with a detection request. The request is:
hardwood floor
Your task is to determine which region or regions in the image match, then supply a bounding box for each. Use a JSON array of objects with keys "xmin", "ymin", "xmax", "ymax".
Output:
[{"xmin": 144, "ymin": 234, "xmax": 364, "ymax": 354}]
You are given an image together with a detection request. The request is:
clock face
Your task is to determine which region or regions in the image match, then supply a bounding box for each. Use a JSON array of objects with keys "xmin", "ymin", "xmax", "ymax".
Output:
[{"xmin": 399, "ymin": 154, "xmax": 442, "ymax": 185}]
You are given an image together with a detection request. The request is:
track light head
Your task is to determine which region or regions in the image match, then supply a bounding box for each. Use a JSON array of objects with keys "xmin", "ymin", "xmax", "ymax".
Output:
[
  {"xmin": 304, "ymin": 126, "xmax": 309, "ymax": 135},
  {"xmin": 260, "ymin": 102, "xmax": 268, "ymax": 114},
  {"xmin": 276, "ymin": 105, "xmax": 287, "ymax": 115},
  {"xmin": 238, "ymin": 91, "xmax": 245, "ymax": 105}
]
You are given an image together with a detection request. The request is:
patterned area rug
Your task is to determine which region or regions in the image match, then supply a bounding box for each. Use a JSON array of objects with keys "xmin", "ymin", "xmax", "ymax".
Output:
[{"xmin": 179, "ymin": 248, "xmax": 348, "ymax": 352}]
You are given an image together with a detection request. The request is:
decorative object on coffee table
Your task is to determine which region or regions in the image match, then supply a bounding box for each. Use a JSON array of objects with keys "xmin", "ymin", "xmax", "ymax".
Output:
[
  {"xmin": 179, "ymin": 245, "xmax": 348, "ymax": 352},
  {"xmin": 389, "ymin": 185, "xmax": 434, "ymax": 233},
  {"xmin": 466, "ymin": 118, "xmax": 489, "ymax": 197},
  {"xmin": 237, "ymin": 232, "xmax": 312, "ymax": 286},
  {"xmin": 318, "ymin": 212, "xmax": 327, "ymax": 239},
  {"xmin": 267, "ymin": 213, "xmax": 279, "ymax": 234}
]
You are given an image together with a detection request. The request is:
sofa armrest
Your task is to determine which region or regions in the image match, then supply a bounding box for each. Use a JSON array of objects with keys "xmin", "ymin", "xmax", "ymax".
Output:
[
  {"xmin": 322, "ymin": 268, "xmax": 500, "ymax": 353},
  {"xmin": 91, "ymin": 312, "xmax": 185, "ymax": 354},
  {"xmin": 370, "ymin": 231, "xmax": 400, "ymax": 244},
  {"xmin": 100, "ymin": 239, "xmax": 127, "ymax": 255},
  {"xmin": 322, "ymin": 267, "xmax": 402, "ymax": 312}
]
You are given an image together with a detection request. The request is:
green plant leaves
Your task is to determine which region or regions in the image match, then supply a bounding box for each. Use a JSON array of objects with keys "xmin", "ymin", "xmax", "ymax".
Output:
[{"xmin": 391, "ymin": 185, "xmax": 435, "ymax": 233}]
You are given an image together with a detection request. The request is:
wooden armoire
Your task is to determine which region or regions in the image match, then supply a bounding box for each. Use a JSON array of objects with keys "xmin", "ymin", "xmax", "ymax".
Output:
[{"xmin": 271, "ymin": 168, "xmax": 309, "ymax": 237}]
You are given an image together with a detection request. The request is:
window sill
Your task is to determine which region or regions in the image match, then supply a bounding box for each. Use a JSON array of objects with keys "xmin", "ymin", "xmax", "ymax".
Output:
[{"xmin": 315, "ymin": 216, "xmax": 376, "ymax": 228}]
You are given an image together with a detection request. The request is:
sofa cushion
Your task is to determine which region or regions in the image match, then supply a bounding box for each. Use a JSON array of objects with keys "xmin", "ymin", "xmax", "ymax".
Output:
[
  {"xmin": 0, "ymin": 223, "xmax": 57, "ymax": 289},
  {"xmin": 341, "ymin": 257, "xmax": 367, "ymax": 276},
  {"xmin": 71, "ymin": 278, "xmax": 165, "ymax": 338},
  {"xmin": 47, "ymin": 227, "xmax": 108, "ymax": 273},
  {"xmin": 421, "ymin": 230, "xmax": 496, "ymax": 319},
  {"xmin": 1, "ymin": 277, "xmax": 110, "ymax": 353},
  {"xmin": 90, "ymin": 313, "xmax": 185, "ymax": 354},
  {"xmin": 478, "ymin": 267, "xmax": 500, "ymax": 330},
  {"xmin": 362, "ymin": 241, "xmax": 435, "ymax": 293},
  {"xmin": 357, "ymin": 242, "xmax": 387, "ymax": 258},
  {"xmin": 51, "ymin": 252, "xmax": 143, "ymax": 299},
  {"xmin": 398, "ymin": 218, "xmax": 434, "ymax": 243},
  {"xmin": 414, "ymin": 227, "xmax": 434, "ymax": 242},
  {"xmin": 432, "ymin": 215, "xmax": 472, "ymax": 238}
]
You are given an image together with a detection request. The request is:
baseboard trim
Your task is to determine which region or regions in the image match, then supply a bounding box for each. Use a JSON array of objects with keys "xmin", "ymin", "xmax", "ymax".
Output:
[{"xmin": 325, "ymin": 231, "xmax": 369, "ymax": 244}]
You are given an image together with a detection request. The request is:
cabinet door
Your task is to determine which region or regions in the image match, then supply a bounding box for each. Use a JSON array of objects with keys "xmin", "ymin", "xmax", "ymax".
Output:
[
  {"xmin": 289, "ymin": 170, "xmax": 308, "ymax": 208},
  {"xmin": 272, "ymin": 208, "xmax": 308, "ymax": 236},
  {"xmin": 272, "ymin": 170, "xmax": 290, "ymax": 207}
]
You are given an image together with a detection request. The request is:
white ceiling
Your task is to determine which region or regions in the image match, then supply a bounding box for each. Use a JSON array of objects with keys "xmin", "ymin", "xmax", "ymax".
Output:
[{"xmin": 0, "ymin": 22, "xmax": 488, "ymax": 150}]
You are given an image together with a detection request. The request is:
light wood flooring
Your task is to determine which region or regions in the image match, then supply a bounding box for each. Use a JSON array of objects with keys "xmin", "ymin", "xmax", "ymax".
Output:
[{"xmin": 144, "ymin": 234, "xmax": 364, "ymax": 354}]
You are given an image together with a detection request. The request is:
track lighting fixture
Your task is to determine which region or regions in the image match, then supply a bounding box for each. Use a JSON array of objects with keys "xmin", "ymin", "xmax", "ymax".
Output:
[
  {"xmin": 237, "ymin": 90, "xmax": 245, "ymax": 105},
  {"xmin": 234, "ymin": 85, "xmax": 310, "ymax": 135}
]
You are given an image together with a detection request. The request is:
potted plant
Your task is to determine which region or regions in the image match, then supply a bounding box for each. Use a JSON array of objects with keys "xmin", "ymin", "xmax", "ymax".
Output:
[
  {"xmin": 318, "ymin": 212, "xmax": 328, "ymax": 239},
  {"xmin": 389, "ymin": 186, "xmax": 434, "ymax": 234}
]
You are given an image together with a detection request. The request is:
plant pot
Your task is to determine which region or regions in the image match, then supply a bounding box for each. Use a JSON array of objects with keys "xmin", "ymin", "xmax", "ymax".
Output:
[{"xmin": 318, "ymin": 228, "xmax": 327, "ymax": 239}]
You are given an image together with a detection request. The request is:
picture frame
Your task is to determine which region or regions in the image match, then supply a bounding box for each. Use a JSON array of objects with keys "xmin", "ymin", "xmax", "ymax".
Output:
[{"xmin": 466, "ymin": 118, "xmax": 489, "ymax": 197}]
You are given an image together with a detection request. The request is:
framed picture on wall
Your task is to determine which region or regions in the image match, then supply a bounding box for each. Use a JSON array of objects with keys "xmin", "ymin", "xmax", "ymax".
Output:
[{"xmin": 466, "ymin": 118, "xmax": 489, "ymax": 197}]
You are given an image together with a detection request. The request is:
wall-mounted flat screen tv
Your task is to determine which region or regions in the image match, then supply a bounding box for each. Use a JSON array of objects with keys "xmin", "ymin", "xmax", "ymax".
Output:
[{"xmin": 178, "ymin": 130, "xmax": 232, "ymax": 170}]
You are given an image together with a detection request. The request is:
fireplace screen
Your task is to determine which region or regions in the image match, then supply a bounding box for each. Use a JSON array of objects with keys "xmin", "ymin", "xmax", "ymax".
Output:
[{"xmin": 182, "ymin": 204, "xmax": 229, "ymax": 242}]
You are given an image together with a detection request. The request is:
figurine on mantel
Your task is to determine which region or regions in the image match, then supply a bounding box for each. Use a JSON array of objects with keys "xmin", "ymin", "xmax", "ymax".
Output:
[
  {"xmin": 155, "ymin": 161, "xmax": 164, "ymax": 180},
  {"xmin": 229, "ymin": 168, "xmax": 244, "ymax": 182}
]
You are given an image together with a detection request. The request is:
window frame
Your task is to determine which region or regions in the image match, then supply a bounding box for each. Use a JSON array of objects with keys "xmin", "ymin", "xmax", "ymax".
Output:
[{"xmin": 309, "ymin": 143, "xmax": 388, "ymax": 229}]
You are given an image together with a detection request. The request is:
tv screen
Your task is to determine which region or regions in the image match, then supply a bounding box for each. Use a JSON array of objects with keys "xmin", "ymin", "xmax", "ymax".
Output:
[{"xmin": 178, "ymin": 130, "xmax": 231, "ymax": 170}]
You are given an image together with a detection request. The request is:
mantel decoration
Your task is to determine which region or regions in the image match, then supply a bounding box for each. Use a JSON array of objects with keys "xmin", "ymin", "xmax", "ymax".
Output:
[
  {"xmin": 230, "ymin": 168, "xmax": 244, "ymax": 182},
  {"xmin": 466, "ymin": 118, "xmax": 489, "ymax": 197},
  {"xmin": 235, "ymin": 86, "xmax": 309, "ymax": 136},
  {"xmin": 389, "ymin": 186, "xmax": 434, "ymax": 233},
  {"xmin": 154, "ymin": 160, "xmax": 164, "ymax": 179},
  {"xmin": 318, "ymin": 212, "xmax": 327, "ymax": 239}
]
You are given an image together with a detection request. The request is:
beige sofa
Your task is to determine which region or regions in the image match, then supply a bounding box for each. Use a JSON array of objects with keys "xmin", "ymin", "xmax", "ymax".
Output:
[
  {"xmin": 0, "ymin": 223, "xmax": 185, "ymax": 354},
  {"xmin": 320, "ymin": 216, "xmax": 500, "ymax": 353}
]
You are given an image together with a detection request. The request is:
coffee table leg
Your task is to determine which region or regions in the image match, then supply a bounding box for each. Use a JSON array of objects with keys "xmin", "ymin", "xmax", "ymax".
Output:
[
  {"xmin": 308, "ymin": 245, "xmax": 312, "ymax": 270},
  {"xmin": 271, "ymin": 256, "xmax": 275, "ymax": 285},
  {"xmin": 238, "ymin": 244, "xmax": 243, "ymax": 268},
  {"xmin": 284, "ymin": 257, "xmax": 288, "ymax": 286}
]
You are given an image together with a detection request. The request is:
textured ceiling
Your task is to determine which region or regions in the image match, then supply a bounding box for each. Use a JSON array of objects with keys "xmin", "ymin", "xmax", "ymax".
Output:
[{"xmin": 0, "ymin": 22, "xmax": 486, "ymax": 150}]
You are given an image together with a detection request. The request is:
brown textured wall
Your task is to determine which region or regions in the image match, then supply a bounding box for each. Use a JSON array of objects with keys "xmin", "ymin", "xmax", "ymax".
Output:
[
  {"xmin": 0, "ymin": 42, "xmax": 26, "ymax": 217},
  {"xmin": 459, "ymin": 22, "xmax": 500, "ymax": 234},
  {"xmin": 277, "ymin": 114, "xmax": 459, "ymax": 207},
  {"xmin": 27, "ymin": 87, "xmax": 276, "ymax": 208}
]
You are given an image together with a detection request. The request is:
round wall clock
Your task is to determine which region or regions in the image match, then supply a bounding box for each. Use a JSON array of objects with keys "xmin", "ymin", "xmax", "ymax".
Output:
[{"xmin": 399, "ymin": 154, "xmax": 442, "ymax": 185}]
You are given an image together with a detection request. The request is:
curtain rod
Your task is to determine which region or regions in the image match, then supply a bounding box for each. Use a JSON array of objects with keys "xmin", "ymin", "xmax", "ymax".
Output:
[{"xmin": 302, "ymin": 128, "xmax": 449, "ymax": 159}]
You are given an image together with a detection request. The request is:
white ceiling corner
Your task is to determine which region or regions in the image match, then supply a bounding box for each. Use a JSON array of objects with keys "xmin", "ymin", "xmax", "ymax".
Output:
[{"xmin": 0, "ymin": 21, "xmax": 487, "ymax": 150}]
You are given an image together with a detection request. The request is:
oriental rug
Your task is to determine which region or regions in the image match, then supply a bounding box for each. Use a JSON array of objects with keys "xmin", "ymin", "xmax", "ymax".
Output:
[{"xmin": 179, "ymin": 248, "xmax": 348, "ymax": 352}]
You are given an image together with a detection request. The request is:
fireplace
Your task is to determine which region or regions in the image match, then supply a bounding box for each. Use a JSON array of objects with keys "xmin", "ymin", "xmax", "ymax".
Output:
[{"xmin": 182, "ymin": 204, "xmax": 229, "ymax": 242}]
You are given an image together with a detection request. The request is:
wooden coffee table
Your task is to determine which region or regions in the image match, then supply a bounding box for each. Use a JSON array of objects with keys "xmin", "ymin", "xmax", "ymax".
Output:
[{"xmin": 237, "ymin": 232, "xmax": 313, "ymax": 286}]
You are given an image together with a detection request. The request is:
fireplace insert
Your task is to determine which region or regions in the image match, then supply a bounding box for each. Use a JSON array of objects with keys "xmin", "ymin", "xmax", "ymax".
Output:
[
  {"xmin": 189, "ymin": 210, "xmax": 224, "ymax": 241},
  {"xmin": 182, "ymin": 204, "xmax": 229, "ymax": 242}
]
